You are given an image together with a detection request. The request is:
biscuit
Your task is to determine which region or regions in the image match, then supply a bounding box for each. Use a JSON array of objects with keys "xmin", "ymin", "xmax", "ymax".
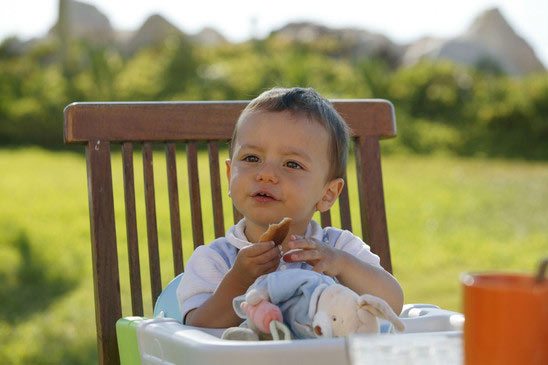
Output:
[{"xmin": 258, "ymin": 217, "xmax": 292, "ymax": 245}]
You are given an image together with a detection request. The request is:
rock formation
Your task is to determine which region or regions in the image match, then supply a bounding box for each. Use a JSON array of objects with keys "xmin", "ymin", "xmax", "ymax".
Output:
[
  {"xmin": 49, "ymin": 0, "xmax": 114, "ymax": 44},
  {"xmin": 270, "ymin": 22, "xmax": 403, "ymax": 66},
  {"xmin": 124, "ymin": 14, "xmax": 183, "ymax": 54},
  {"xmin": 4, "ymin": 1, "xmax": 545, "ymax": 75},
  {"xmin": 190, "ymin": 27, "xmax": 228, "ymax": 47},
  {"xmin": 402, "ymin": 8, "xmax": 545, "ymax": 75}
]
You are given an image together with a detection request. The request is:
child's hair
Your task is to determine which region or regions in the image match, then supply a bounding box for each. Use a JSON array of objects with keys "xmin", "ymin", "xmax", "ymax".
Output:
[{"xmin": 230, "ymin": 87, "xmax": 350, "ymax": 180}]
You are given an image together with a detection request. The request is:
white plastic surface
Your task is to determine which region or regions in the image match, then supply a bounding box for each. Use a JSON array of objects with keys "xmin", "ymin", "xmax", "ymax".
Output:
[
  {"xmin": 137, "ymin": 318, "xmax": 348, "ymax": 365},
  {"xmin": 349, "ymin": 331, "xmax": 462, "ymax": 365},
  {"xmin": 136, "ymin": 304, "xmax": 464, "ymax": 365},
  {"xmin": 399, "ymin": 303, "xmax": 464, "ymax": 333}
]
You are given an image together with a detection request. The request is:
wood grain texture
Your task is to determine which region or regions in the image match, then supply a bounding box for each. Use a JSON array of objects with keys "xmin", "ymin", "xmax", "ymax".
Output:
[
  {"xmin": 86, "ymin": 140, "xmax": 121, "ymax": 365},
  {"xmin": 339, "ymin": 173, "xmax": 352, "ymax": 231},
  {"xmin": 166, "ymin": 143, "xmax": 184, "ymax": 275},
  {"xmin": 64, "ymin": 100, "xmax": 396, "ymax": 143},
  {"xmin": 355, "ymin": 136, "xmax": 392, "ymax": 272},
  {"xmin": 187, "ymin": 142, "xmax": 204, "ymax": 248},
  {"xmin": 208, "ymin": 142, "xmax": 225, "ymax": 238},
  {"xmin": 142, "ymin": 143, "xmax": 162, "ymax": 305},
  {"xmin": 121, "ymin": 142, "xmax": 143, "ymax": 316}
]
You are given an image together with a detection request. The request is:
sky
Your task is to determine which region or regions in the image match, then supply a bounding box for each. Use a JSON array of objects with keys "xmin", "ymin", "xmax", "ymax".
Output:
[{"xmin": 1, "ymin": 0, "xmax": 547, "ymax": 67}]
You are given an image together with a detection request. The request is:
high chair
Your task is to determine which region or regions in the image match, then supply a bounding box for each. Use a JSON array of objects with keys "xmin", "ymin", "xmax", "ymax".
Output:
[{"xmin": 64, "ymin": 100, "xmax": 463, "ymax": 365}]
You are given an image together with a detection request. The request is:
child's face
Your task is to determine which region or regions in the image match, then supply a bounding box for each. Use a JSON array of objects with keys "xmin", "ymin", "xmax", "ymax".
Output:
[{"xmin": 226, "ymin": 110, "xmax": 343, "ymax": 237}]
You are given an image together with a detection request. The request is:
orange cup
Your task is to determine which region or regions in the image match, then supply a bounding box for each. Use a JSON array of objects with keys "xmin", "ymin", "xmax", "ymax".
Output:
[{"xmin": 462, "ymin": 271, "xmax": 548, "ymax": 365}]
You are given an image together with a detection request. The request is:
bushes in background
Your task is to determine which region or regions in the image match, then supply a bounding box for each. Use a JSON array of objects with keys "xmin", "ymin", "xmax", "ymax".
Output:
[{"xmin": 0, "ymin": 36, "xmax": 546, "ymax": 159}]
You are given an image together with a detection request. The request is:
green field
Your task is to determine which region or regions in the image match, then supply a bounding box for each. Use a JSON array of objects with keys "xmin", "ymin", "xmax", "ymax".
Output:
[{"xmin": 1, "ymin": 147, "xmax": 547, "ymax": 364}]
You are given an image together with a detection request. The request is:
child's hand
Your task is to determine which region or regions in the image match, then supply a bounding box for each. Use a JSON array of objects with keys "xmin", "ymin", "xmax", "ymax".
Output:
[
  {"xmin": 283, "ymin": 235, "xmax": 343, "ymax": 277},
  {"xmin": 231, "ymin": 241, "xmax": 281, "ymax": 287}
]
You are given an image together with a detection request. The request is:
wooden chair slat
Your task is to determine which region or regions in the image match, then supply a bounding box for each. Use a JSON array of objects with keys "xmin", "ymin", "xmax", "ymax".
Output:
[
  {"xmin": 165, "ymin": 143, "xmax": 184, "ymax": 275},
  {"xmin": 121, "ymin": 142, "xmax": 144, "ymax": 316},
  {"xmin": 320, "ymin": 211, "xmax": 332, "ymax": 227},
  {"xmin": 208, "ymin": 142, "xmax": 225, "ymax": 238},
  {"xmin": 86, "ymin": 140, "xmax": 121, "ymax": 364},
  {"xmin": 187, "ymin": 142, "xmax": 204, "ymax": 248},
  {"xmin": 142, "ymin": 142, "xmax": 162, "ymax": 305},
  {"xmin": 64, "ymin": 100, "xmax": 395, "ymax": 143},
  {"xmin": 355, "ymin": 136, "xmax": 392, "ymax": 272},
  {"xmin": 339, "ymin": 174, "xmax": 352, "ymax": 231}
]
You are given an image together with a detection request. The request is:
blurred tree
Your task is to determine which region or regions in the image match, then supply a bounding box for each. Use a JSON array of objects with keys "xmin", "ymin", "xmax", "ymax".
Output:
[
  {"xmin": 356, "ymin": 58, "xmax": 392, "ymax": 98},
  {"xmin": 159, "ymin": 35, "xmax": 200, "ymax": 98},
  {"xmin": 389, "ymin": 61, "xmax": 473, "ymax": 124},
  {"xmin": 73, "ymin": 44, "xmax": 122, "ymax": 100},
  {"xmin": 0, "ymin": 29, "xmax": 546, "ymax": 159}
]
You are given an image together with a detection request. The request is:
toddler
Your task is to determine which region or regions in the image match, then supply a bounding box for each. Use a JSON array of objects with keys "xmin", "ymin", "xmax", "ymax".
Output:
[{"xmin": 177, "ymin": 87, "xmax": 403, "ymax": 328}]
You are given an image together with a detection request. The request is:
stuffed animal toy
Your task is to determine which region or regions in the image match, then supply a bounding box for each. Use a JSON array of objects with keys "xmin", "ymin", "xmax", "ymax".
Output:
[
  {"xmin": 221, "ymin": 217, "xmax": 404, "ymax": 341},
  {"xmin": 222, "ymin": 269, "xmax": 404, "ymax": 340},
  {"xmin": 223, "ymin": 293, "xmax": 291, "ymax": 341},
  {"xmin": 312, "ymin": 282, "xmax": 405, "ymax": 337}
]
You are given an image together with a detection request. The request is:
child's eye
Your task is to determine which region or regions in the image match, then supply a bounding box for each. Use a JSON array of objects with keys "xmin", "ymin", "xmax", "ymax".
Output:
[
  {"xmin": 242, "ymin": 155, "xmax": 260, "ymax": 163},
  {"xmin": 285, "ymin": 161, "xmax": 303, "ymax": 170}
]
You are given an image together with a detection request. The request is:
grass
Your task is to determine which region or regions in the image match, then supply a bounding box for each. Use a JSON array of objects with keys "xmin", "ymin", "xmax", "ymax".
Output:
[{"xmin": 1, "ymin": 147, "xmax": 547, "ymax": 364}]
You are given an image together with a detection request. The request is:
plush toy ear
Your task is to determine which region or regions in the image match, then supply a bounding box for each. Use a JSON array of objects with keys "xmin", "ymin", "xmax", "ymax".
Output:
[
  {"xmin": 358, "ymin": 294, "xmax": 405, "ymax": 332},
  {"xmin": 245, "ymin": 286, "xmax": 271, "ymax": 305}
]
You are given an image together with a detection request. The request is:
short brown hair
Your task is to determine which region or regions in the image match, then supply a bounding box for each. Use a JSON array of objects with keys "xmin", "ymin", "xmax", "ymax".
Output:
[{"xmin": 230, "ymin": 87, "xmax": 350, "ymax": 180}]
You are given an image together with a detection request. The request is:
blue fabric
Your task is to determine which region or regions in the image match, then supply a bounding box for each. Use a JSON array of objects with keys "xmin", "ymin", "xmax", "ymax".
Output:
[
  {"xmin": 208, "ymin": 237, "xmax": 239, "ymax": 268},
  {"xmin": 154, "ymin": 273, "xmax": 184, "ymax": 321},
  {"xmin": 235, "ymin": 269, "xmax": 336, "ymax": 339}
]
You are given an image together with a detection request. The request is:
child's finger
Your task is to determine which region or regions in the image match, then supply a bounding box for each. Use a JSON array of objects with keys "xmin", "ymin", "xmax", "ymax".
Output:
[
  {"xmin": 284, "ymin": 249, "xmax": 321, "ymax": 263},
  {"xmin": 287, "ymin": 238, "xmax": 317, "ymax": 250},
  {"xmin": 255, "ymin": 247, "xmax": 281, "ymax": 265},
  {"xmin": 258, "ymin": 257, "xmax": 280, "ymax": 274},
  {"xmin": 244, "ymin": 241, "xmax": 276, "ymax": 257}
]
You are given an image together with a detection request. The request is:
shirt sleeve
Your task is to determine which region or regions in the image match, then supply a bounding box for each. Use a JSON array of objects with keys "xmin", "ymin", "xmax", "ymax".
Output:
[
  {"xmin": 176, "ymin": 245, "xmax": 231, "ymax": 323},
  {"xmin": 333, "ymin": 230, "xmax": 382, "ymax": 268}
]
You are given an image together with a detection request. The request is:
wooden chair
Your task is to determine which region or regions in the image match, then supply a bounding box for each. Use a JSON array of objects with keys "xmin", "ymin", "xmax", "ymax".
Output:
[{"xmin": 64, "ymin": 100, "xmax": 396, "ymax": 364}]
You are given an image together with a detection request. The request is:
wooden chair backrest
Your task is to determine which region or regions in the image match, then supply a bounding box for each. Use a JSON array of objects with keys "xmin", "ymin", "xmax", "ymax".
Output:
[{"xmin": 64, "ymin": 100, "xmax": 396, "ymax": 364}]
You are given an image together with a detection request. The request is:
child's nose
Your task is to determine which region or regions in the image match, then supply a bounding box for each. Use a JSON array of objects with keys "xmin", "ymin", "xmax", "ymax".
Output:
[{"xmin": 256, "ymin": 163, "xmax": 279, "ymax": 183}]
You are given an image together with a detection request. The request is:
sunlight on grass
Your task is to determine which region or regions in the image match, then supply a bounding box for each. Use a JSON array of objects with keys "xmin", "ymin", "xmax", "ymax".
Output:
[
  {"xmin": 384, "ymin": 156, "xmax": 548, "ymax": 309},
  {"xmin": 1, "ymin": 148, "xmax": 547, "ymax": 364}
]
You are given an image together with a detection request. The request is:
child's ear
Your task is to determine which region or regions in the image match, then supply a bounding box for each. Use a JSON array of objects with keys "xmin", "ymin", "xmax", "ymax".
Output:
[
  {"xmin": 225, "ymin": 159, "xmax": 232, "ymax": 178},
  {"xmin": 225, "ymin": 159, "xmax": 232, "ymax": 195},
  {"xmin": 316, "ymin": 178, "xmax": 344, "ymax": 212}
]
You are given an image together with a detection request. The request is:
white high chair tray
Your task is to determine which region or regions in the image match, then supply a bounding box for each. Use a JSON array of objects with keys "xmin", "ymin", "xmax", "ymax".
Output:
[
  {"xmin": 133, "ymin": 304, "xmax": 463, "ymax": 365},
  {"xmin": 126, "ymin": 273, "xmax": 464, "ymax": 365}
]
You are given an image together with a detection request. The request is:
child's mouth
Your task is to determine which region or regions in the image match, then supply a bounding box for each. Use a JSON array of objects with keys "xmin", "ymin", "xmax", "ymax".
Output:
[{"xmin": 253, "ymin": 191, "xmax": 277, "ymax": 203}]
